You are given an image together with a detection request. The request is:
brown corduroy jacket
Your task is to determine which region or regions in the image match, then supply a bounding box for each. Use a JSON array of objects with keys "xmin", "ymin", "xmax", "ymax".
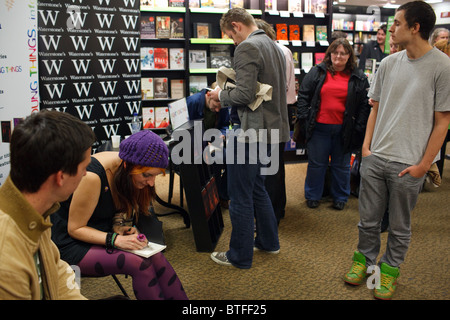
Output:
[{"xmin": 0, "ymin": 176, "xmax": 86, "ymax": 300}]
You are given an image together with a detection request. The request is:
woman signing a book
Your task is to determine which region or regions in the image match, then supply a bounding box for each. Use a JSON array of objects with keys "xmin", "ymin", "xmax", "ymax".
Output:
[{"xmin": 51, "ymin": 130, "xmax": 188, "ymax": 300}]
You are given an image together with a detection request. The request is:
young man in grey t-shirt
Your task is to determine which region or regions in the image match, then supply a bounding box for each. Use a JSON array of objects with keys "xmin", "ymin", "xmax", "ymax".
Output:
[{"xmin": 343, "ymin": 1, "xmax": 450, "ymax": 300}]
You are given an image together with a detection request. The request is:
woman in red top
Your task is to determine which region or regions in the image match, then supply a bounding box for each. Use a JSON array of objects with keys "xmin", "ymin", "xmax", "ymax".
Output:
[{"xmin": 297, "ymin": 38, "xmax": 371, "ymax": 210}]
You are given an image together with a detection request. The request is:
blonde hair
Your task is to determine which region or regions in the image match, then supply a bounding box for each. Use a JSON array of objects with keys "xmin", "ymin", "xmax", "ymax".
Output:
[{"xmin": 434, "ymin": 39, "xmax": 450, "ymax": 56}]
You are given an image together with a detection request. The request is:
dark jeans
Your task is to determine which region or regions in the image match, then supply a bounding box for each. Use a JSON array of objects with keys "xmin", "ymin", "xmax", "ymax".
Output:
[
  {"xmin": 226, "ymin": 137, "xmax": 279, "ymax": 269},
  {"xmin": 305, "ymin": 123, "xmax": 351, "ymax": 203}
]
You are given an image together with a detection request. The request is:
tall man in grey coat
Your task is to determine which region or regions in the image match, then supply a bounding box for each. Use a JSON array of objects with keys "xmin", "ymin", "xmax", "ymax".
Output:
[{"xmin": 209, "ymin": 8, "xmax": 290, "ymax": 269}]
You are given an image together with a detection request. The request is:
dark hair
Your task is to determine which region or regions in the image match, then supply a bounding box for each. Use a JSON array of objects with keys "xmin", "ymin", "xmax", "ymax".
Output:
[
  {"xmin": 10, "ymin": 110, "xmax": 96, "ymax": 193},
  {"xmin": 398, "ymin": 1, "xmax": 436, "ymax": 41},
  {"xmin": 323, "ymin": 38, "xmax": 357, "ymax": 75},
  {"xmin": 379, "ymin": 24, "xmax": 387, "ymax": 34}
]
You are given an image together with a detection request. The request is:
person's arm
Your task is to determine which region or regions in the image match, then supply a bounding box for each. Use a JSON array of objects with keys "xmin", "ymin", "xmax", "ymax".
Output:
[
  {"xmin": 361, "ymin": 99, "xmax": 378, "ymax": 157},
  {"xmin": 399, "ymin": 111, "xmax": 450, "ymax": 178},
  {"xmin": 67, "ymin": 172, "xmax": 146, "ymax": 251}
]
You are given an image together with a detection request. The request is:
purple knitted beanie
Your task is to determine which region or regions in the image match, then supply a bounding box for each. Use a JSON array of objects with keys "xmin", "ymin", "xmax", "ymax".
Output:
[{"xmin": 119, "ymin": 130, "xmax": 169, "ymax": 169}]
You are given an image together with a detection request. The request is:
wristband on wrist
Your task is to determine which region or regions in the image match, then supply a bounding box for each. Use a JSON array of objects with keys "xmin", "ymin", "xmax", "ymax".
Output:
[{"xmin": 106, "ymin": 232, "xmax": 118, "ymax": 254}]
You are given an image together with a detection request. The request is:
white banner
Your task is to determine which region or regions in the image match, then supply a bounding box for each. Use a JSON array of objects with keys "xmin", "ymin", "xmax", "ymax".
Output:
[{"xmin": 0, "ymin": 0, "xmax": 39, "ymax": 185}]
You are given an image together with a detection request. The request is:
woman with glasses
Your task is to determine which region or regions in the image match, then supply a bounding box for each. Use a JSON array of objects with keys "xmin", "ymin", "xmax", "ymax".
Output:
[{"xmin": 297, "ymin": 38, "xmax": 371, "ymax": 210}]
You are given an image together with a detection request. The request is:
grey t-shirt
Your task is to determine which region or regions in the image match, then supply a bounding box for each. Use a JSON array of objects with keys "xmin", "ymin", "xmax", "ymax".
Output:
[{"xmin": 368, "ymin": 48, "xmax": 450, "ymax": 165}]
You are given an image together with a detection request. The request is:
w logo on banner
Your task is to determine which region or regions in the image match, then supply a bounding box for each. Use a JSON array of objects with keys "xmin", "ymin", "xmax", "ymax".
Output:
[{"xmin": 38, "ymin": 0, "xmax": 141, "ymax": 146}]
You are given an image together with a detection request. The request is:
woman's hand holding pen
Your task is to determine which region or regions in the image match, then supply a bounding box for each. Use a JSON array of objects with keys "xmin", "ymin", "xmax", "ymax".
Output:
[{"xmin": 113, "ymin": 232, "xmax": 148, "ymax": 251}]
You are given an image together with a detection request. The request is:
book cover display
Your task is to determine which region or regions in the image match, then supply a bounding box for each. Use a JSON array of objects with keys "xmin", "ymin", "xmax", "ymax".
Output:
[
  {"xmin": 154, "ymin": 47, "xmax": 169, "ymax": 69},
  {"xmin": 141, "ymin": 16, "xmax": 156, "ymax": 39},
  {"xmin": 143, "ymin": 107, "xmax": 156, "ymax": 129},
  {"xmin": 194, "ymin": 22, "xmax": 211, "ymax": 39},
  {"xmin": 142, "ymin": 77, "xmax": 154, "ymax": 100},
  {"xmin": 155, "ymin": 107, "xmax": 170, "ymax": 128},
  {"xmin": 154, "ymin": 77, "xmax": 169, "ymax": 98},
  {"xmin": 170, "ymin": 48, "xmax": 185, "ymax": 70},
  {"xmin": 171, "ymin": 79, "xmax": 185, "ymax": 99},
  {"xmin": 276, "ymin": 24, "xmax": 288, "ymax": 41},
  {"xmin": 289, "ymin": 25, "xmax": 300, "ymax": 41},
  {"xmin": 141, "ymin": 47, "xmax": 155, "ymax": 70},
  {"xmin": 315, "ymin": 25, "xmax": 327, "ymax": 41},
  {"xmin": 303, "ymin": 24, "xmax": 315, "ymax": 42},
  {"xmin": 156, "ymin": 16, "xmax": 171, "ymax": 38},
  {"xmin": 170, "ymin": 17, "xmax": 184, "ymax": 38},
  {"xmin": 189, "ymin": 50, "xmax": 207, "ymax": 69},
  {"xmin": 210, "ymin": 45, "xmax": 232, "ymax": 69},
  {"xmin": 189, "ymin": 76, "xmax": 208, "ymax": 95}
]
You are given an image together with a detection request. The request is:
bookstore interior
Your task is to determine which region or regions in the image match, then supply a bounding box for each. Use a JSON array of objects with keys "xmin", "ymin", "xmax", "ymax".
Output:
[{"xmin": 0, "ymin": 0, "xmax": 448, "ymax": 172}]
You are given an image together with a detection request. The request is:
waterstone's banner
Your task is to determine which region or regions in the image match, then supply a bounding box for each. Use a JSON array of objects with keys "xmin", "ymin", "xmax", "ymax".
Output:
[
  {"xmin": 38, "ymin": 0, "xmax": 141, "ymax": 152},
  {"xmin": 0, "ymin": 0, "xmax": 39, "ymax": 186}
]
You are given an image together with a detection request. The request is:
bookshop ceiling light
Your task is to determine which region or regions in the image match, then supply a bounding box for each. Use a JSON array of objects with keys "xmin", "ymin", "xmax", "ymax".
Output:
[
  {"xmin": 425, "ymin": 0, "xmax": 444, "ymax": 3},
  {"xmin": 338, "ymin": 0, "xmax": 346, "ymax": 2}
]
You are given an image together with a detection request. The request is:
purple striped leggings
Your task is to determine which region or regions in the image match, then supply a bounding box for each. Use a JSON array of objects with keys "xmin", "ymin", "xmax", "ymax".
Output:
[{"xmin": 78, "ymin": 245, "xmax": 188, "ymax": 300}]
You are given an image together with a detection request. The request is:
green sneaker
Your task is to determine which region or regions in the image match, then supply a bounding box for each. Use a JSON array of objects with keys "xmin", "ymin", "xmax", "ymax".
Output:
[
  {"xmin": 374, "ymin": 263, "xmax": 400, "ymax": 300},
  {"xmin": 343, "ymin": 251, "xmax": 367, "ymax": 285}
]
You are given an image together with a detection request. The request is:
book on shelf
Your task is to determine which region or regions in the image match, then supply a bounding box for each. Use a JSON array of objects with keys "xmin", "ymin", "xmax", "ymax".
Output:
[
  {"xmin": 230, "ymin": 0, "xmax": 244, "ymax": 8},
  {"xmin": 301, "ymin": 52, "xmax": 313, "ymax": 72},
  {"xmin": 155, "ymin": 106, "xmax": 170, "ymax": 128},
  {"xmin": 189, "ymin": 50, "xmax": 207, "ymax": 69},
  {"xmin": 154, "ymin": 0, "xmax": 169, "ymax": 8},
  {"xmin": 189, "ymin": 0, "xmax": 200, "ymax": 8},
  {"xmin": 288, "ymin": 0, "xmax": 302, "ymax": 12},
  {"xmin": 276, "ymin": 24, "xmax": 288, "ymax": 41},
  {"xmin": 303, "ymin": 24, "xmax": 315, "ymax": 42},
  {"xmin": 305, "ymin": 0, "xmax": 327, "ymax": 14},
  {"xmin": 141, "ymin": 47, "xmax": 154, "ymax": 70},
  {"xmin": 265, "ymin": 0, "xmax": 276, "ymax": 11},
  {"xmin": 315, "ymin": 25, "xmax": 327, "ymax": 41},
  {"xmin": 292, "ymin": 52, "xmax": 300, "ymax": 68},
  {"xmin": 169, "ymin": 0, "xmax": 185, "ymax": 7},
  {"xmin": 154, "ymin": 47, "xmax": 169, "ymax": 69},
  {"xmin": 194, "ymin": 22, "xmax": 211, "ymax": 39},
  {"xmin": 156, "ymin": 16, "xmax": 171, "ymax": 39},
  {"xmin": 141, "ymin": 0, "xmax": 154, "ymax": 7},
  {"xmin": 213, "ymin": 0, "xmax": 230, "ymax": 9},
  {"xmin": 141, "ymin": 16, "xmax": 156, "ymax": 39},
  {"xmin": 154, "ymin": 77, "xmax": 169, "ymax": 99},
  {"xmin": 170, "ymin": 79, "xmax": 185, "ymax": 99},
  {"xmin": 363, "ymin": 58, "xmax": 377, "ymax": 78},
  {"xmin": 289, "ymin": 25, "xmax": 300, "ymax": 41},
  {"xmin": 189, "ymin": 75, "xmax": 208, "ymax": 95},
  {"xmin": 143, "ymin": 107, "xmax": 156, "ymax": 129},
  {"xmin": 169, "ymin": 48, "xmax": 185, "ymax": 69},
  {"xmin": 210, "ymin": 44, "xmax": 232, "ymax": 69},
  {"xmin": 170, "ymin": 17, "xmax": 184, "ymax": 38},
  {"xmin": 315, "ymin": 52, "xmax": 325, "ymax": 65},
  {"xmin": 142, "ymin": 77, "xmax": 154, "ymax": 100},
  {"xmin": 200, "ymin": 0, "xmax": 214, "ymax": 8}
]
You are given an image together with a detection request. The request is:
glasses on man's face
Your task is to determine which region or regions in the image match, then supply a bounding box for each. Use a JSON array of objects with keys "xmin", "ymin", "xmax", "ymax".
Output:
[{"xmin": 331, "ymin": 52, "xmax": 349, "ymax": 57}]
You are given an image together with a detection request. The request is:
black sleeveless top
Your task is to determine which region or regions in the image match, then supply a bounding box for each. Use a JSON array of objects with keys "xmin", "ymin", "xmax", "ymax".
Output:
[{"xmin": 51, "ymin": 157, "xmax": 116, "ymax": 265}]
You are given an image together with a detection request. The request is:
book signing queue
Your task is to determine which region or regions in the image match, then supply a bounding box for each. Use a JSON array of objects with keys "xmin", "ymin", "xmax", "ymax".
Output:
[{"xmin": 0, "ymin": 0, "xmax": 449, "ymax": 307}]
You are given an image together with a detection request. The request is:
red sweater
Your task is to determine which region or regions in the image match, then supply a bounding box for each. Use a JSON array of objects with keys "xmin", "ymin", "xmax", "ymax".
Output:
[{"xmin": 316, "ymin": 71, "xmax": 350, "ymax": 124}]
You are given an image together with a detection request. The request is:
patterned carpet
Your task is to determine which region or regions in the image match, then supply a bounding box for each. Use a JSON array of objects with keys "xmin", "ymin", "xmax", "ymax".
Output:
[{"xmin": 81, "ymin": 157, "xmax": 450, "ymax": 301}]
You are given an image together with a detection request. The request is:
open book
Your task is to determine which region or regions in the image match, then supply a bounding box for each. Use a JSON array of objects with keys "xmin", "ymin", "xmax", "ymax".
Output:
[{"xmin": 125, "ymin": 241, "xmax": 166, "ymax": 258}]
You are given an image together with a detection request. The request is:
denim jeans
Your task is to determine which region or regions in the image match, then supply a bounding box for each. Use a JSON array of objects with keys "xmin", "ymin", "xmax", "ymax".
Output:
[
  {"xmin": 305, "ymin": 122, "xmax": 351, "ymax": 202},
  {"xmin": 357, "ymin": 154, "xmax": 425, "ymax": 267},
  {"xmin": 225, "ymin": 135, "xmax": 280, "ymax": 269}
]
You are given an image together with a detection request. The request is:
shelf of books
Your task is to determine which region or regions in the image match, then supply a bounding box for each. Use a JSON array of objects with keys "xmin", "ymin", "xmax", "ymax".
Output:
[{"xmin": 139, "ymin": 0, "xmax": 333, "ymax": 128}]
